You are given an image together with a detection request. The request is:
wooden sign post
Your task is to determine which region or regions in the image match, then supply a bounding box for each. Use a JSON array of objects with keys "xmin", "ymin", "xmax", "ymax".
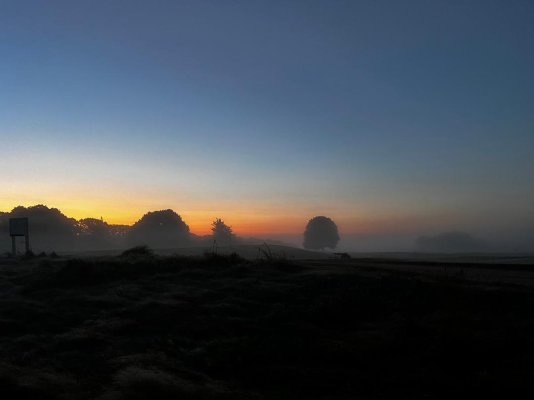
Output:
[{"xmin": 9, "ymin": 218, "xmax": 30, "ymax": 255}]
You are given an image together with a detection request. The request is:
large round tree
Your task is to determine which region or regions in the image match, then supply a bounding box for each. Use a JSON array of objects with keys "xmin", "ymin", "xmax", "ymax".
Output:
[
  {"xmin": 128, "ymin": 209, "xmax": 190, "ymax": 248},
  {"xmin": 303, "ymin": 216, "xmax": 340, "ymax": 250}
]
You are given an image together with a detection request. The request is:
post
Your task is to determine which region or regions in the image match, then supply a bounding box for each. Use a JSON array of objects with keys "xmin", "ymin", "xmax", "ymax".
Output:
[{"xmin": 8, "ymin": 218, "xmax": 30, "ymax": 257}]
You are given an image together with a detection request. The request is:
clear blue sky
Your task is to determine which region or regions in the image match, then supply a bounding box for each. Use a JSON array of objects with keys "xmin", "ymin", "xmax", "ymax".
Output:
[{"xmin": 1, "ymin": 0, "xmax": 533, "ymax": 248}]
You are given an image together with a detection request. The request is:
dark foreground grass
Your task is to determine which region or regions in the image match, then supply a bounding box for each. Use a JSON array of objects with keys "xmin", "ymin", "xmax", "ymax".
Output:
[{"xmin": 0, "ymin": 254, "xmax": 533, "ymax": 399}]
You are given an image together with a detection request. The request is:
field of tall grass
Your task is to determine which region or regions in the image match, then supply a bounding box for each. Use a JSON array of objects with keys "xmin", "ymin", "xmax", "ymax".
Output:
[{"xmin": 0, "ymin": 250, "xmax": 533, "ymax": 399}]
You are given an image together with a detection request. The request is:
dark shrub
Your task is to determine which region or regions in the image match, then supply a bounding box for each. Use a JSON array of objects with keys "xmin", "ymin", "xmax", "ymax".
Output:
[{"xmin": 121, "ymin": 245, "xmax": 155, "ymax": 258}]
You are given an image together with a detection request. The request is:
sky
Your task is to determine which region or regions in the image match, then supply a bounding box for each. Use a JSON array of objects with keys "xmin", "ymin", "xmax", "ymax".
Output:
[{"xmin": 1, "ymin": 0, "xmax": 533, "ymax": 249}]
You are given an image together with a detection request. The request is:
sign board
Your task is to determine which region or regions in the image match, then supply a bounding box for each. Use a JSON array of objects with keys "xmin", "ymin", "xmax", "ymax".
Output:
[{"xmin": 9, "ymin": 218, "xmax": 29, "ymax": 236}]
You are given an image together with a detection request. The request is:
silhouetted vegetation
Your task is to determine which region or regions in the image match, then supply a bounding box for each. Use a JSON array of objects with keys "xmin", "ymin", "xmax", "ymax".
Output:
[
  {"xmin": 211, "ymin": 218, "xmax": 235, "ymax": 247},
  {"xmin": 78, "ymin": 217, "xmax": 114, "ymax": 249},
  {"xmin": 303, "ymin": 215, "xmax": 340, "ymax": 250},
  {"xmin": 416, "ymin": 231, "xmax": 487, "ymax": 253},
  {"xmin": 0, "ymin": 206, "xmax": 200, "ymax": 254},
  {"xmin": 0, "ymin": 205, "xmax": 127, "ymax": 253},
  {"xmin": 0, "ymin": 205, "xmax": 78, "ymax": 252},
  {"xmin": 127, "ymin": 210, "xmax": 191, "ymax": 249},
  {"xmin": 121, "ymin": 245, "xmax": 155, "ymax": 258}
]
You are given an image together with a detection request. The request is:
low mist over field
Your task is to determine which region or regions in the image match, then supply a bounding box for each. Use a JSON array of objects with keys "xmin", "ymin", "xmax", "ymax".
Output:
[
  {"xmin": 1, "ymin": 205, "xmax": 531, "ymax": 254},
  {"xmin": 1, "ymin": 1, "xmax": 534, "ymax": 398}
]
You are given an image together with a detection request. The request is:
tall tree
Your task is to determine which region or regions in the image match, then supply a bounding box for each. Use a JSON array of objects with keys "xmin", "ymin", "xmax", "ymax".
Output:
[{"xmin": 211, "ymin": 218, "xmax": 234, "ymax": 246}]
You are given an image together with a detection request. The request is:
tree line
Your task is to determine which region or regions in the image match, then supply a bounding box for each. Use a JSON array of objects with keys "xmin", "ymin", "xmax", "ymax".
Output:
[
  {"xmin": 0, "ymin": 205, "xmax": 340, "ymax": 253},
  {"xmin": 0, "ymin": 205, "xmax": 236, "ymax": 253}
]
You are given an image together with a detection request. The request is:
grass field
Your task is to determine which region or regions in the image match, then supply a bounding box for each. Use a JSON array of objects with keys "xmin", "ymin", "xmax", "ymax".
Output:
[{"xmin": 1, "ymin": 250, "xmax": 533, "ymax": 399}]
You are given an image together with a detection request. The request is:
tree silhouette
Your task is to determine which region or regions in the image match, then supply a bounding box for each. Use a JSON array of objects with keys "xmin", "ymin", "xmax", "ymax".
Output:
[
  {"xmin": 128, "ymin": 209, "xmax": 190, "ymax": 248},
  {"xmin": 416, "ymin": 231, "xmax": 485, "ymax": 253},
  {"xmin": 78, "ymin": 218, "xmax": 113, "ymax": 249},
  {"xmin": 211, "ymin": 218, "xmax": 234, "ymax": 246},
  {"xmin": 303, "ymin": 216, "xmax": 340, "ymax": 250},
  {"xmin": 0, "ymin": 205, "xmax": 79, "ymax": 252}
]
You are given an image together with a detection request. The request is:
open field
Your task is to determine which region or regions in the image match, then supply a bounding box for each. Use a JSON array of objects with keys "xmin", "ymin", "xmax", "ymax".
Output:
[
  {"xmin": 321, "ymin": 256, "xmax": 534, "ymax": 288},
  {"xmin": 0, "ymin": 251, "xmax": 534, "ymax": 399}
]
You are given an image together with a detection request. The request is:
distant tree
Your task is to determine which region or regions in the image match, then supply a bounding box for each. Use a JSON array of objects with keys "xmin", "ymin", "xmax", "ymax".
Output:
[
  {"xmin": 303, "ymin": 216, "xmax": 340, "ymax": 250},
  {"xmin": 78, "ymin": 218, "xmax": 113, "ymax": 249},
  {"xmin": 211, "ymin": 218, "xmax": 235, "ymax": 246},
  {"xmin": 128, "ymin": 209, "xmax": 190, "ymax": 248},
  {"xmin": 415, "ymin": 231, "xmax": 485, "ymax": 253},
  {"xmin": 108, "ymin": 224, "xmax": 131, "ymax": 239}
]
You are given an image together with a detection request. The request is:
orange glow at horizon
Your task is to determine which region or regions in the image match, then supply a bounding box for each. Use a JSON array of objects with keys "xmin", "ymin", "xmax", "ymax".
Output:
[
  {"xmin": 0, "ymin": 194, "xmax": 450, "ymax": 238},
  {"xmin": 0, "ymin": 200, "xmax": 309, "ymax": 235},
  {"xmin": 1, "ymin": 177, "xmax": 461, "ymax": 238}
]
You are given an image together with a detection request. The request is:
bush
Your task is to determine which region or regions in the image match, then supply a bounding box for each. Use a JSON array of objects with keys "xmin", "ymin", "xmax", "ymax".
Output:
[{"xmin": 121, "ymin": 246, "xmax": 155, "ymax": 258}]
